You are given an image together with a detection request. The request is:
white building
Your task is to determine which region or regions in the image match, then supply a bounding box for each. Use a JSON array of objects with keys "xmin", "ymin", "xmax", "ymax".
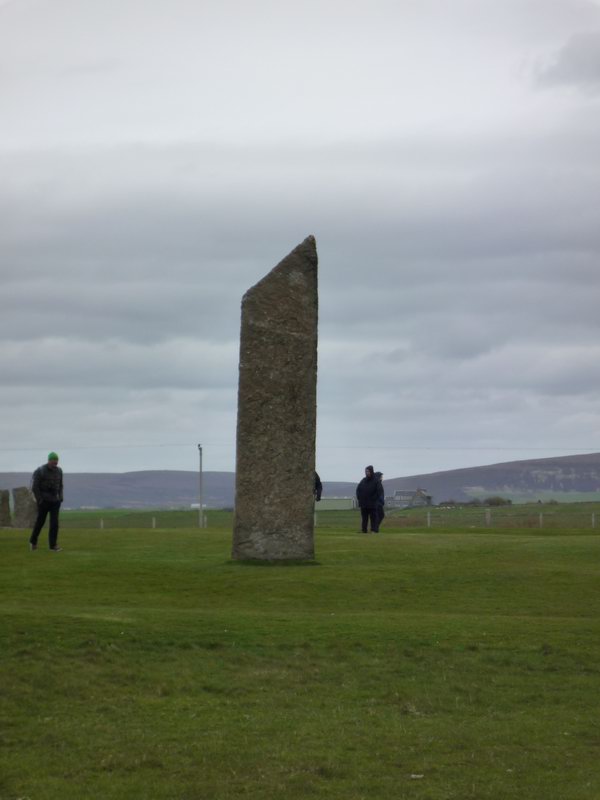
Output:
[{"xmin": 385, "ymin": 488, "xmax": 432, "ymax": 509}]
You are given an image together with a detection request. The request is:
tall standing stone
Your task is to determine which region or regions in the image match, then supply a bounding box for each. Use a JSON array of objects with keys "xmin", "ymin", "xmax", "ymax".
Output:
[
  {"xmin": 12, "ymin": 487, "xmax": 37, "ymax": 528},
  {"xmin": 232, "ymin": 236, "xmax": 318, "ymax": 560},
  {"xmin": 0, "ymin": 490, "xmax": 11, "ymax": 527}
]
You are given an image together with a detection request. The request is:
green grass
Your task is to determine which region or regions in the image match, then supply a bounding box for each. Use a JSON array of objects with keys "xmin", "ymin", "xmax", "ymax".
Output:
[{"xmin": 1, "ymin": 521, "xmax": 600, "ymax": 799}]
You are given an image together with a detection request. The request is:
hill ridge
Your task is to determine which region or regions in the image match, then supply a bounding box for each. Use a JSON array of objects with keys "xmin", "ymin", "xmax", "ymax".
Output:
[{"xmin": 2, "ymin": 452, "xmax": 599, "ymax": 507}]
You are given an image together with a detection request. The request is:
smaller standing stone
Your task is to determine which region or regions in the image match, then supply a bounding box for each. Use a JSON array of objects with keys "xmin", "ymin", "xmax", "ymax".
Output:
[
  {"xmin": 12, "ymin": 487, "xmax": 37, "ymax": 528},
  {"xmin": 0, "ymin": 490, "xmax": 11, "ymax": 527}
]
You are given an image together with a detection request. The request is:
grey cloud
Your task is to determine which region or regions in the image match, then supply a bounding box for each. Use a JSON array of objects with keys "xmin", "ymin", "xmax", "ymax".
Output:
[
  {"xmin": 2, "ymin": 71, "xmax": 600, "ymax": 477},
  {"xmin": 3, "ymin": 129, "xmax": 600, "ymax": 270},
  {"xmin": 452, "ymin": 344, "xmax": 600, "ymax": 397},
  {"xmin": 0, "ymin": 337, "xmax": 238, "ymax": 390},
  {"xmin": 536, "ymin": 30, "xmax": 600, "ymax": 93},
  {"xmin": 0, "ymin": 382, "xmax": 237, "ymax": 474},
  {"xmin": 0, "ymin": 385, "xmax": 236, "ymax": 429},
  {"xmin": 0, "ymin": 277, "xmax": 241, "ymax": 344},
  {"xmin": 318, "ymin": 331, "xmax": 600, "ymax": 439},
  {"xmin": 2, "ymin": 133, "xmax": 599, "ymax": 420},
  {"xmin": 320, "ymin": 250, "xmax": 600, "ymax": 358},
  {"xmin": 60, "ymin": 58, "xmax": 122, "ymax": 77}
]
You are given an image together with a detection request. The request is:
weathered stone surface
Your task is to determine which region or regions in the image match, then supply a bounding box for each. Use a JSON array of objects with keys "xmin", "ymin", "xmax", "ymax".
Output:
[
  {"xmin": 0, "ymin": 490, "xmax": 11, "ymax": 527},
  {"xmin": 12, "ymin": 487, "xmax": 37, "ymax": 528},
  {"xmin": 232, "ymin": 236, "xmax": 318, "ymax": 560}
]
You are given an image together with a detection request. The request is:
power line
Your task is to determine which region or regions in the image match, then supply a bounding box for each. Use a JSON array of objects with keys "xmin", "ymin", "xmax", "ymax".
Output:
[
  {"xmin": 319, "ymin": 445, "xmax": 600, "ymax": 452},
  {"xmin": 2, "ymin": 443, "xmax": 198, "ymax": 452},
  {"xmin": 3, "ymin": 443, "xmax": 600, "ymax": 453}
]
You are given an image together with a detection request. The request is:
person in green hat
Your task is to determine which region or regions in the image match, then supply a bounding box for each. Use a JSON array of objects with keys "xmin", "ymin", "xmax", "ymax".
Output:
[{"xmin": 29, "ymin": 452, "xmax": 64, "ymax": 551}]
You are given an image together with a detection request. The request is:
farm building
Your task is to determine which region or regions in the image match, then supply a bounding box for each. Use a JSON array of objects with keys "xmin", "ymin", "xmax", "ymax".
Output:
[{"xmin": 385, "ymin": 488, "xmax": 432, "ymax": 509}]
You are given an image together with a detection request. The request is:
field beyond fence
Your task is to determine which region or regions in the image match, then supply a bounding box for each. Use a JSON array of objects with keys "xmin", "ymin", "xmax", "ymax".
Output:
[{"xmin": 59, "ymin": 501, "xmax": 600, "ymax": 531}]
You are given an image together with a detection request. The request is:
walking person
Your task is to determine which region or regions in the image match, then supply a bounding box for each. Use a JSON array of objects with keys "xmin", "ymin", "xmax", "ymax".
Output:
[
  {"xmin": 374, "ymin": 471, "xmax": 385, "ymax": 528},
  {"xmin": 356, "ymin": 465, "xmax": 383, "ymax": 533},
  {"xmin": 29, "ymin": 452, "xmax": 64, "ymax": 552}
]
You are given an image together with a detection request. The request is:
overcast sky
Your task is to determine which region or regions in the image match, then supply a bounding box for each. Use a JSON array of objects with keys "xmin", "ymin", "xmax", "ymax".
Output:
[{"xmin": 2, "ymin": 0, "xmax": 600, "ymax": 481}]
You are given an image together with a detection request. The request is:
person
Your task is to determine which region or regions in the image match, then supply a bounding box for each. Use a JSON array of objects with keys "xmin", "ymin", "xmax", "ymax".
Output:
[
  {"xmin": 374, "ymin": 471, "xmax": 385, "ymax": 527},
  {"xmin": 29, "ymin": 452, "xmax": 64, "ymax": 552},
  {"xmin": 314, "ymin": 471, "xmax": 323, "ymax": 502},
  {"xmin": 356, "ymin": 465, "xmax": 383, "ymax": 533}
]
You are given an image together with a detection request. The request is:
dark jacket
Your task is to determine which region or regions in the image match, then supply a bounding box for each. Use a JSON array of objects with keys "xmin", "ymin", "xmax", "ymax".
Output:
[
  {"xmin": 374, "ymin": 473, "xmax": 385, "ymax": 508},
  {"xmin": 356, "ymin": 475, "xmax": 383, "ymax": 509},
  {"xmin": 314, "ymin": 472, "xmax": 323, "ymax": 501},
  {"xmin": 31, "ymin": 464, "xmax": 64, "ymax": 504}
]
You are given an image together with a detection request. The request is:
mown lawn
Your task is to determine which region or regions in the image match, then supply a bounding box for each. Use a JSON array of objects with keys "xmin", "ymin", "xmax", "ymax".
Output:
[{"xmin": 1, "ymin": 523, "xmax": 599, "ymax": 799}]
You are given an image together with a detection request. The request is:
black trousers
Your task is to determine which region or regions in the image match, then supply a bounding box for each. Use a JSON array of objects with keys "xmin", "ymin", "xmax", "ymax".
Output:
[
  {"xmin": 30, "ymin": 501, "xmax": 61, "ymax": 549},
  {"xmin": 360, "ymin": 507, "xmax": 379, "ymax": 533}
]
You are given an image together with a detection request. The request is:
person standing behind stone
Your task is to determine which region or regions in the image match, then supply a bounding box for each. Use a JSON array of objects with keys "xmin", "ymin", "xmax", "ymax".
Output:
[
  {"xmin": 29, "ymin": 452, "xmax": 64, "ymax": 552},
  {"xmin": 314, "ymin": 471, "xmax": 323, "ymax": 502},
  {"xmin": 374, "ymin": 471, "xmax": 385, "ymax": 527},
  {"xmin": 356, "ymin": 465, "xmax": 383, "ymax": 533}
]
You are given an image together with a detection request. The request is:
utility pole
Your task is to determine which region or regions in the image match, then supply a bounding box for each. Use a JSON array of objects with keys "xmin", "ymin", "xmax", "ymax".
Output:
[{"xmin": 197, "ymin": 443, "xmax": 204, "ymax": 529}]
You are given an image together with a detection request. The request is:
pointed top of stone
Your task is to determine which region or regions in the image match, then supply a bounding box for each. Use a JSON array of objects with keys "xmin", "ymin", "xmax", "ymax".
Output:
[{"xmin": 244, "ymin": 235, "xmax": 317, "ymax": 301}]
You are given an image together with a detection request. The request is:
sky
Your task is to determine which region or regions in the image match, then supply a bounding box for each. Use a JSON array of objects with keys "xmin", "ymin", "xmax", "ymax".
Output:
[{"xmin": 1, "ymin": 0, "xmax": 600, "ymax": 481}]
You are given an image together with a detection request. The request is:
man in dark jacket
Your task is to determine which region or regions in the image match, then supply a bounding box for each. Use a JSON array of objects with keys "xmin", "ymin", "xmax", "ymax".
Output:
[
  {"xmin": 356, "ymin": 465, "xmax": 383, "ymax": 533},
  {"xmin": 29, "ymin": 452, "xmax": 64, "ymax": 552}
]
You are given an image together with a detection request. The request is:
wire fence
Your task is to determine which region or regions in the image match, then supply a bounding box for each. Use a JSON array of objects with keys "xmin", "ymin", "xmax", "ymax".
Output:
[
  {"xmin": 53, "ymin": 506, "xmax": 600, "ymax": 532},
  {"xmin": 381, "ymin": 509, "xmax": 599, "ymax": 531},
  {"xmin": 59, "ymin": 510, "xmax": 231, "ymax": 530}
]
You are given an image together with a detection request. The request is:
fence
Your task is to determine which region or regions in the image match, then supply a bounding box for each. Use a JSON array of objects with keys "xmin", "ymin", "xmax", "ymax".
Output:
[
  {"xmin": 59, "ymin": 510, "xmax": 231, "ymax": 530},
  {"xmin": 314, "ymin": 506, "xmax": 600, "ymax": 531},
  {"xmin": 57, "ymin": 506, "xmax": 600, "ymax": 532},
  {"xmin": 375, "ymin": 508, "xmax": 599, "ymax": 531}
]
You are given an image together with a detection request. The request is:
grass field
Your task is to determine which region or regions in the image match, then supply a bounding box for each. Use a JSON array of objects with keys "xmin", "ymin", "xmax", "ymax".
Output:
[{"xmin": 1, "ymin": 516, "xmax": 600, "ymax": 799}]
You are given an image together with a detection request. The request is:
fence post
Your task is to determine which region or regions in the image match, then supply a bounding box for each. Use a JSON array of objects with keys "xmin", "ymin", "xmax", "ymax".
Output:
[
  {"xmin": 427, "ymin": 511, "xmax": 431, "ymax": 528},
  {"xmin": 100, "ymin": 518, "xmax": 104, "ymax": 530},
  {"xmin": 485, "ymin": 509, "xmax": 491, "ymax": 527},
  {"xmin": 539, "ymin": 513, "xmax": 543, "ymax": 529},
  {"xmin": 592, "ymin": 512, "xmax": 596, "ymax": 529},
  {"xmin": 152, "ymin": 516, "xmax": 156, "ymax": 529},
  {"xmin": 204, "ymin": 515, "xmax": 208, "ymax": 529}
]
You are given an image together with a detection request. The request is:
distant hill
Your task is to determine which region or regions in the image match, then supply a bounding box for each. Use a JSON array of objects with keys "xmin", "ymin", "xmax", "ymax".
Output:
[
  {"xmin": 0, "ymin": 471, "xmax": 237, "ymax": 510},
  {"xmin": 1, "ymin": 452, "xmax": 600, "ymax": 508},
  {"xmin": 381, "ymin": 452, "xmax": 600, "ymax": 503}
]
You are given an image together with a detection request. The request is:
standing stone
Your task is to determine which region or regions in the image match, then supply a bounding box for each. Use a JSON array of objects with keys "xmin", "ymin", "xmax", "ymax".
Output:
[
  {"xmin": 12, "ymin": 487, "xmax": 37, "ymax": 528},
  {"xmin": 0, "ymin": 490, "xmax": 11, "ymax": 527},
  {"xmin": 232, "ymin": 236, "xmax": 318, "ymax": 560}
]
